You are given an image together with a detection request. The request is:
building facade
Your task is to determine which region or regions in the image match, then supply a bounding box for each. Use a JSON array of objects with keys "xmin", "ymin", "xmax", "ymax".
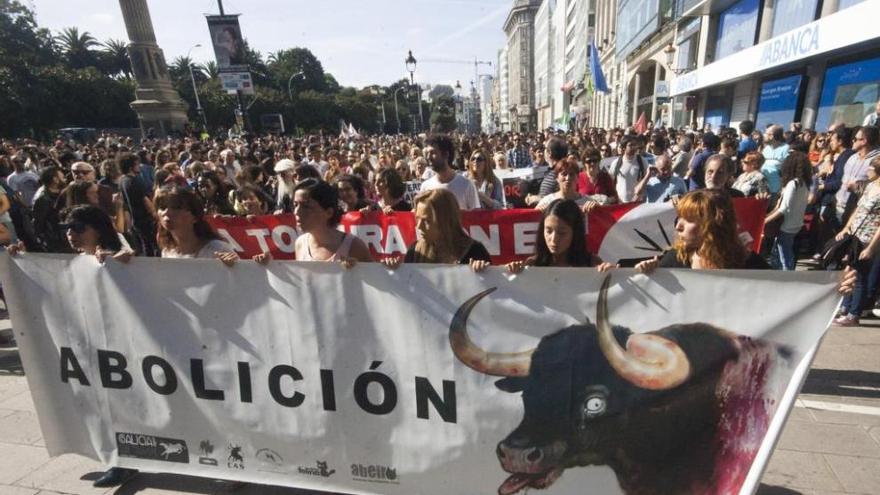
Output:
[
  {"xmin": 669, "ymin": 0, "xmax": 880, "ymax": 132},
  {"xmin": 503, "ymin": 0, "xmax": 541, "ymax": 132},
  {"xmin": 534, "ymin": 0, "xmax": 554, "ymax": 130},
  {"xmin": 498, "ymin": 46, "xmax": 510, "ymax": 131}
]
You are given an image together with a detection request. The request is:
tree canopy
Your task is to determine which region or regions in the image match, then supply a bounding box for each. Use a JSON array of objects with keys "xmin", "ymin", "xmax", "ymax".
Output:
[{"xmin": 0, "ymin": 1, "xmax": 448, "ymax": 137}]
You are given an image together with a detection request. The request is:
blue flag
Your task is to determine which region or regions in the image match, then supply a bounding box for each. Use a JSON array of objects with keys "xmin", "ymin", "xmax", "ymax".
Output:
[{"xmin": 589, "ymin": 41, "xmax": 609, "ymax": 94}]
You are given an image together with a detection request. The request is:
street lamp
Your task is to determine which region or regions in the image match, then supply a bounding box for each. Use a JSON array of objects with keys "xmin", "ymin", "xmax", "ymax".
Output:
[
  {"xmin": 370, "ymin": 86, "xmax": 387, "ymax": 132},
  {"xmin": 186, "ymin": 44, "xmax": 207, "ymax": 130},
  {"xmin": 394, "ymin": 83, "xmax": 409, "ymax": 135},
  {"xmin": 405, "ymin": 50, "xmax": 424, "ymax": 132},
  {"xmin": 663, "ymin": 43, "xmax": 689, "ymax": 76},
  {"xmin": 287, "ymin": 71, "xmax": 305, "ymax": 101}
]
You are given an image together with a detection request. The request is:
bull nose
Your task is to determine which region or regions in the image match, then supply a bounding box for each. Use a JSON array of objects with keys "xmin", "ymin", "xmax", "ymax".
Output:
[{"xmin": 497, "ymin": 442, "xmax": 544, "ymax": 465}]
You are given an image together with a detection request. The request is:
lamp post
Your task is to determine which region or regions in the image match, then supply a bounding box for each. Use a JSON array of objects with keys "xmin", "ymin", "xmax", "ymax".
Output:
[
  {"xmin": 663, "ymin": 43, "xmax": 688, "ymax": 75},
  {"xmin": 287, "ymin": 71, "xmax": 305, "ymax": 101},
  {"xmin": 393, "ymin": 84, "xmax": 408, "ymax": 134},
  {"xmin": 186, "ymin": 44, "xmax": 207, "ymax": 130},
  {"xmin": 405, "ymin": 50, "xmax": 424, "ymax": 132},
  {"xmin": 370, "ymin": 86, "xmax": 387, "ymax": 133}
]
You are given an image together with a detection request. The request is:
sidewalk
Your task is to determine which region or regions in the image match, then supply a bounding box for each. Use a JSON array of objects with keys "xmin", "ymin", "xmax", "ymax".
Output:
[{"xmin": 1, "ymin": 313, "xmax": 879, "ymax": 495}]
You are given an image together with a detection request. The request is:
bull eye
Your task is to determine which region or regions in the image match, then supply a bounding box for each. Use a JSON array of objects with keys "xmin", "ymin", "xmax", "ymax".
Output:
[{"xmin": 580, "ymin": 394, "xmax": 607, "ymax": 424}]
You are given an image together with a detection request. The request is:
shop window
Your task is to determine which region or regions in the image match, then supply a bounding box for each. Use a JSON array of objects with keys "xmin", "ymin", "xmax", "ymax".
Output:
[
  {"xmin": 755, "ymin": 74, "xmax": 803, "ymax": 131},
  {"xmin": 714, "ymin": 0, "xmax": 760, "ymax": 61},
  {"xmin": 677, "ymin": 37, "xmax": 698, "ymax": 71},
  {"xmin": 705, "ymin": 86, "xmax": 734, "ymax": 130},
  {"xmin": 816, "ymin": 55, "xmax": 880, "ymax": 130},
  {"xmin": 771, "ymin": 0, "xmax": 819, "ymax": 37}
]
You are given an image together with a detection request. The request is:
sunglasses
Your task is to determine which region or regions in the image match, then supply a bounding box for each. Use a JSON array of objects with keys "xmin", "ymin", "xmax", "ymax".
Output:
[
  {"xmin": 62, "ymin": 222, "xmax": 88, "ymax": 233},
  {"xmin": 586, "ymin": 159, "xmax": 599, "ymax": 164},
  {"xmin": 472, "ymin": 156, "xmax": 486, "ymax": 162}
]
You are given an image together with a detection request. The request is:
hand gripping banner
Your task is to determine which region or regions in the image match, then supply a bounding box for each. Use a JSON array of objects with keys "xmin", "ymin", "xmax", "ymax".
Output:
[{"xmin": 0, "ymin": 254, "xmax": 838, "ymax": 494}]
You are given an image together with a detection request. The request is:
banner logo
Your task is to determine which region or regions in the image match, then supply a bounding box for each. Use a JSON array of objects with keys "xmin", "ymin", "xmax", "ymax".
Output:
[
  {"xmin": 116, "ymin": 433, "xmax": 189, "ymax": 463},
  {"xmin": 351, "ymin": 463, "xmax": 399, "ymax": 484},
  {"xmin": 227, "ymin": 443, "xmax": 245, "ymax": 469},
  {"xmin": 198, "ymin": 440, "xmax": 218, "ymax": 466},
  {"xmin": 256, "ymin": 448, "xmax": 284, "ymax": 467},
  {"xmin": 298, "ymin": 460, "xmax": 336, "ymax": 477}
]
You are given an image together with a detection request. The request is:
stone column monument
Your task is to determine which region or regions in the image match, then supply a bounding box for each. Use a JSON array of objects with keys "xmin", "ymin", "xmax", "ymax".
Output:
[{"xmin": 118, "ymin": 0, "xmax": 189, "ymax": 138}]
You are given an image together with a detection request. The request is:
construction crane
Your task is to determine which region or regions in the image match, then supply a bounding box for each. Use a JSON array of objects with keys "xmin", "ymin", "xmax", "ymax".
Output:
[{"xmin": 418, "ymin": 57, "xmax": 493, "ymax": 87}]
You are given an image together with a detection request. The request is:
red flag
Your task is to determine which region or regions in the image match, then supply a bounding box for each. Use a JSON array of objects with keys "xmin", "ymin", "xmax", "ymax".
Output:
[{"xmin": 634, "ymin": 112, "xmax": 648, "ymax": 134}]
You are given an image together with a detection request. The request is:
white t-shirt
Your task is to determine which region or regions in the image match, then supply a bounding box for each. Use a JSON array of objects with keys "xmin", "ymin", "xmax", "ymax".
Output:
[
  {"xmin": 162, "ymin": 239, "xmax": 235, "ymax": 259},
  {"xmin": 419, "ymin": 173, "xmax": 480, "ymax": 210},
  {"xmin": 613, "ymin": 156, "xmax": 642, "ymax": 203},
  {"xmin": 778, "ymin": 179, "xmax": 810, "ymax": 234}
]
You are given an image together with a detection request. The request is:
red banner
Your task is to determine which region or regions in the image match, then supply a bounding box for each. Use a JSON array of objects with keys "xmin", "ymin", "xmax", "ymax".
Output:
[{"xmin": 206, "ymin": 199, "xmax": 767, "ymax": 265}]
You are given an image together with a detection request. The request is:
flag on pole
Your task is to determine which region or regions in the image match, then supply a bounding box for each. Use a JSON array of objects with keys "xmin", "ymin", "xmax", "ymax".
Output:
[
  {"xmin": 634, "ymin": 112, "xmax": 648, "ymax": 134},
  {"xmin": 589, "ymin": 41, "xmax": 609, "ymax": 94}
]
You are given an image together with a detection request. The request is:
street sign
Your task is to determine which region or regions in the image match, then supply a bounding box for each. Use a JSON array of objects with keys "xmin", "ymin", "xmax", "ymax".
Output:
[
  {"xmin": 219, "ymin": 72, "xmax": 254, "ymax": 95},
  {"xmin": 655, "ymin": 81, "xmax": 670, "ymax": 98}
]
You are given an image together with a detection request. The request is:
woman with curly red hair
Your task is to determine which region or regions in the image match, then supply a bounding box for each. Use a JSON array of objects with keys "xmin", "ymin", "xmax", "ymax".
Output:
[{"xmin": 637, "ymin": 189, "xmax": 771, "ymax": 270}]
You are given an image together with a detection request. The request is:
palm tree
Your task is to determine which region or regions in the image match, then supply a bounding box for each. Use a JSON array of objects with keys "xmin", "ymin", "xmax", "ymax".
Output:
[
  {"xmin": 200, "ymin": 61, "xmax": 219, "ymax": 79},
  {"xmin": 266, "ymin": 50, "xmax": 283, "ymax": 66},
  {"xmin": 170, "ymin": 56, "xmax": 207, "ymax": 86},
  {"xmin": 169, "ymin": 55, "xmax": 193, "ymax": 81},
  {"xmin": 55, "ymin": 27, "xmax": 99, "ymax": 69},
  {"xmin": 99, "ymin": 39, "xmax": 131, "ymax": 78}
]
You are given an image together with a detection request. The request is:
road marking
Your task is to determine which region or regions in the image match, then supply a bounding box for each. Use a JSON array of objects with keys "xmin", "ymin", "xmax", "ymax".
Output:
[{"xmin": 797, "ymin": 398, "xmax": 880, "ymax": 417}]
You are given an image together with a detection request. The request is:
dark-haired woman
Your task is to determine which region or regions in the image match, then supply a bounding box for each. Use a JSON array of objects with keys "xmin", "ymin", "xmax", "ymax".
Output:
[
  {"xmin": 291, "ymin": 179, "xmax": 372, "ymax": 267},
  {"xmin": 506, "ymin": 199, "xmax": 613, "ymax": 273},
  {"xmin": 833, "ymin": 156, "xmax": 880, "ymax": 326},
  {"xmin": 336, "ymin": 174, "xmax": 371, "ymax": 213},
  {"xmin": 764, "ymin": 151, "xmax": 811, "ymax": 270},
  {"xmin": 196, "ymin": 171, "xmax": 235, "ymax": 215},
  {"xmin": 154, "ymin": 186, "xmax": 238, "ymax": 264},
  {"xmin": 371, "ymin": 168, "xmax": 411, "ymax": 213}
]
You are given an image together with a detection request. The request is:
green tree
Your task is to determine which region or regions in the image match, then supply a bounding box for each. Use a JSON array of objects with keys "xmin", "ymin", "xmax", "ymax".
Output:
[
  {"xmin": 99, "ymin": 38, "xmax": 131, "ymax": 78},
  {"xmin": 266, "ymin": 47, "xmax": 327, "ymax": 95},
  {"xmin": 430, "ymin": 94, "xmax": 456, "ymax": 133},
  {"xmin": 55, "ymin": 26, "xmax": 99, "ymax": 69},
  {"xmin": 200, "ymin": 61, "xmax": 219, "ymax": 79}
]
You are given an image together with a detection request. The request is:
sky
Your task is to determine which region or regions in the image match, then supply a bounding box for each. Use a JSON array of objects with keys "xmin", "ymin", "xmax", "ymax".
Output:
[{"xmin": 32, "ymin": 0, "xmax": 509, "ymax": 89}]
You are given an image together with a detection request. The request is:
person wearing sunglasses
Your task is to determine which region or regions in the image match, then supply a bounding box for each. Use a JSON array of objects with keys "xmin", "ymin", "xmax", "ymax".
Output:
[
  {"xmin": 7, "ymin": 205, "xmax": 131, "ymax": 263},
  {"xmin": 466, "ymin": 150, "xmax": 504, "ymax": 209},
  {"xmin": 577, "ymin": 149, "xmax": 618, "ymax": 208}
]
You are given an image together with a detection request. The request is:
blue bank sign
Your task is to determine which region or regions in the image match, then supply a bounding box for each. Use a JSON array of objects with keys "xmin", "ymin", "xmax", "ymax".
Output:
[
  {"xmin": 670, "ymin": 0, "xmax": 879, "ymax": 96},
  {"xmin": 758, "ymin": 25, "xmax": 820, "ymax": 68}
]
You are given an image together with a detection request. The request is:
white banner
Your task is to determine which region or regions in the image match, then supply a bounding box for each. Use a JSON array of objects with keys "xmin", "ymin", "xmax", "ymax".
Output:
[{"xmin": 0, "ymin": 254, "xmax": 840, "ymax": 494}]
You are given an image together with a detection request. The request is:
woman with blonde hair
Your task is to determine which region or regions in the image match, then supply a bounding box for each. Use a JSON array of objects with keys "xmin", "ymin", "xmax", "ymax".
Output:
[
  {"xmin": 493, "ymin": 152, "xmax": 509, "ymax": 170},
  {"xmin": 383, "ymin": 188, "xmax": 490, "ymax": 269},
  {"xmin": 467, "ymin": 149, "xmax": 504, "ymax": 209}
]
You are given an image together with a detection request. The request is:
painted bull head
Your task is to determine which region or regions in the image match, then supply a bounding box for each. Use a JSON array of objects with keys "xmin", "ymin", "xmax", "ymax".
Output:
[{"xmin": 449, "ymin": 275, "xmax": 744, "ymax": 495}]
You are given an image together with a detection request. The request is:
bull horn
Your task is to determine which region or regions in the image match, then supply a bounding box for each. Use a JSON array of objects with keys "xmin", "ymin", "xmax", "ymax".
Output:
[
  {"xmin": 595, "ymin": 275, "xmax": 691, "ymax": 390},
  {"xmin": 449, "ymin": 288, "xmax": 534, "ymax": 377}
]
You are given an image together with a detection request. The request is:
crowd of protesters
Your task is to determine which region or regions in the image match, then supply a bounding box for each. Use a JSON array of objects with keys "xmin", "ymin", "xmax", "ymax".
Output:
[
  {"xmin": 1, "ymin": 122, "xmax": 871, "ymax": 265},
  {"xmin": 0, "ymin": 119, "xmax": 866, "ymax": 487},
  {"xmin": 2, "ymin": 122, "xmax": 874, "ymax": 270}
]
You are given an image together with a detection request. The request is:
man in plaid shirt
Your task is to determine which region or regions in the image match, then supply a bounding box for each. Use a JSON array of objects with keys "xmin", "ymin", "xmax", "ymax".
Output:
[{"xmin": 506, "ymin": 134, "xmax": 533, "ymax": 169}]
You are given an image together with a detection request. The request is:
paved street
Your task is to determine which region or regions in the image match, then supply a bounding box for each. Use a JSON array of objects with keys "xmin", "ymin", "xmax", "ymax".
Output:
[{"xmin": 1, "ymin": 308, "xmax": 878, "ymax": 495}]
